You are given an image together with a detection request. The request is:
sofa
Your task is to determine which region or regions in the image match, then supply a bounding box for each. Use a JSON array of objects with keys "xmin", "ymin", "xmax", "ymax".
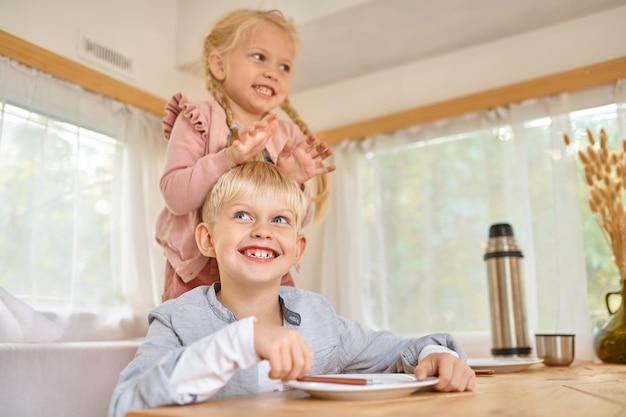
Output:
[{"xmin": 0, "ymin": 340, "xmax": 141, "ymax": 417}]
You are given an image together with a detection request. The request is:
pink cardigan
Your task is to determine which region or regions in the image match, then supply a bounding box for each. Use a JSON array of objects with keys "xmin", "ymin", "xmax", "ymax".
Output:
[{"xmin": 155, "ymin": 93, "xmax": 312, "ymax": 283}]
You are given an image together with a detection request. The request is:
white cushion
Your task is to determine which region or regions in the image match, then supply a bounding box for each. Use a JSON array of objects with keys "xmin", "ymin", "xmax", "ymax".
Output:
[{"xmin": 0, "ymin": 340, "xmax": 140, "ymax": 417}]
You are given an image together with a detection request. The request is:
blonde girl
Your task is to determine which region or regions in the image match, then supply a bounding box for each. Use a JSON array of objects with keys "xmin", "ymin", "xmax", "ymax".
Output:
[{"xmin": 156, "ymin": 9, "xmax": 334, "ymax": 301}]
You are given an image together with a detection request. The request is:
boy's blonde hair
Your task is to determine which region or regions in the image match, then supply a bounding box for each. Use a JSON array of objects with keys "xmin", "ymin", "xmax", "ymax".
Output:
[
  {"xmin": 201, "ymin": 161, "xmax": 307, "ymax": 230},
  {"xmin": 203, "ymin": 8, "xmax": 330, "ymax": 221}
]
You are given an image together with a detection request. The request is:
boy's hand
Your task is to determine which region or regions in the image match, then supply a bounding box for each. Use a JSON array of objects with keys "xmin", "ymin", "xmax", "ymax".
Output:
[
  {"xmin": 414, "ymin": 353, "xmax": 476, "ymax": 392},
  {"xmin": 254, "ymin": 321, "xmax": 313, "ymax": 382},
  {"xmin": 225, "ymin": 114, "xmax": 279, "ymax": 167},
  {"xmin": 276, "ymin": 135, "xmax": 336, "ymax": 184}
]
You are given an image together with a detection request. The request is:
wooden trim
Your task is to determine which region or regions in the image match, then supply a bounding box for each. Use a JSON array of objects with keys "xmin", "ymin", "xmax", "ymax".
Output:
[
  {"xmin": 0, "ymin": 30, "xmax": 167, "ymax": 117},
  {"xmin": 316, "ymin": 56, "xmax": 626, "ymax": 145},
  {"xmin": 2, "ymin": 29, "xmax": 625, "ymax": 142}
]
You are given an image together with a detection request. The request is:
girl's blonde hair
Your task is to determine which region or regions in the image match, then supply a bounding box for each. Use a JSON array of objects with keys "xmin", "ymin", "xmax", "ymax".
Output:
[
  {"xmin": 203, "ymin": 9, "xmax": 330, "ymax": 221},
  {"xmin": 201, "ymin": 161, "xmax": 307, "ymax": 230}
]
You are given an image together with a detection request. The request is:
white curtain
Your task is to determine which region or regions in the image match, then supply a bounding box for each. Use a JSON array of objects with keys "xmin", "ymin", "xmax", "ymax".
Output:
[
  {"xmin": 0, "ymin": 57, "xmax": 165, "ymax": 341},
  {"xmin": 319, "ymin": 139, "xmax": 372, "ymax": 321},
  {"xmin": 320, "ymin": 80, "xmax": 626, "ymax": 360}
]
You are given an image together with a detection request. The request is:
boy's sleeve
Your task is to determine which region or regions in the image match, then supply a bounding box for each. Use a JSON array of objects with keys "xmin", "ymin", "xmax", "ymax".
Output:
[
  {"xmin": 170, "ymin": 316, "xmax": 259, "ymax": 401},
  {"xmin": 418, "ymin": 344, "xmax": 460, "ymax": 362},
  {"xmin": 335, "ymin": 315, "xmax": 467, "ymax": 375},
  {"xmin": 109, "ymin": 316, "xmax": 259, "ymax": 417}
]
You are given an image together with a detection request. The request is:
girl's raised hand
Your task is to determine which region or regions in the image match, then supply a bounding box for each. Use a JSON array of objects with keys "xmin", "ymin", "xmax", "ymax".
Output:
[
  {"xmin": 224, "ymin": 114, "xmax": 279, "ymax": 167},
  {"xmin": 276, "ymin": 135, "xmax": 336, "ymax": 184}
]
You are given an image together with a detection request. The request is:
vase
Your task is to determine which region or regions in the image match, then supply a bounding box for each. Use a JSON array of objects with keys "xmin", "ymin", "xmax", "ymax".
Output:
[{"xmin": 593, "ymin": 283, "xmax": 626, "ymax": 364}]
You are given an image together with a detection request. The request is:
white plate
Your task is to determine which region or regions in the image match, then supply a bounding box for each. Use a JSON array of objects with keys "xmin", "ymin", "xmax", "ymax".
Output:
[
  {"xmin": 285, "ymin": 373, "xmax": 438, "ymax": 400},
  {"xmin": 468, "ymin": 357, "xmax": 544, "ymax": 373}
]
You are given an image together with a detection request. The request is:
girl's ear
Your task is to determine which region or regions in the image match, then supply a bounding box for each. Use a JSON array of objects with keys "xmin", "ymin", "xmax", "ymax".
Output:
[
  {"xmin": 207, "ymin": 52, "xmax": 226, "ymax": 81},
  {"xmin": 195, "ymin": 222, "xmax": 217, "ymax": 258}
]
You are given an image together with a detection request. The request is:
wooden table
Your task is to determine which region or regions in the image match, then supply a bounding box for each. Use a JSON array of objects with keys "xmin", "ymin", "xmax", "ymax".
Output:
[{"xmin": 126, "ymin": 361, "xmax": 626, "ymax": 417}]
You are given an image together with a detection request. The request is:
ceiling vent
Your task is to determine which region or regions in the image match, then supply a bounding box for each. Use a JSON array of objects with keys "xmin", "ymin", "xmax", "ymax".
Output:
[{"xmin": 78, "ymin": 34, "xmax": 134, "ymax": 80}]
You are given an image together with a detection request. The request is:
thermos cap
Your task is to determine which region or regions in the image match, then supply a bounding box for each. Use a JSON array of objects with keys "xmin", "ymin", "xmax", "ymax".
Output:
[{"xmin": 489, "ymin": 223, "xmax": 514, "ymax": 238}]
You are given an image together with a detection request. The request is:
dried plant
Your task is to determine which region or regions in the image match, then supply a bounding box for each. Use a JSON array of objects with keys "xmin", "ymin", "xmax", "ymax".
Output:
[{"xmin": 564, "ymin": 128, "xmax": 626, "ymax": 284}]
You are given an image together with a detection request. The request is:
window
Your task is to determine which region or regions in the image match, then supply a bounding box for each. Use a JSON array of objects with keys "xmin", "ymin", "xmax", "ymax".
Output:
[
  {"xmin": 0, "ymin": 57, "xmax": 165, "ymax": 341},
  {"xmin": 359, "ymin": 103, "xmax": 623, "ymax": 335},
  {"xmin": 0, "ymin": 102, "xmax": 122, "ymax": 308}
]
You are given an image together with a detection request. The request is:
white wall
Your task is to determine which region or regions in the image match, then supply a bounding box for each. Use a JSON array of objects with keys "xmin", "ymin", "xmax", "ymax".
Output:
[
  {"xmin": 292, "ymin": 5, "xmax": 626, "ymax": 132},
  {"xmin": 0, "ymin": 0, "xmax": 203, "ymax": 101},
  {"xmin": 1, "ymin": 1, "xmax": 626, "ymax": 292}
]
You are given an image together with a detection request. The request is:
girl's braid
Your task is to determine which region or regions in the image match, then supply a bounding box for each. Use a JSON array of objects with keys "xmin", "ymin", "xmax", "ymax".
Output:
[
  {"xmin": 280, "ymin": 96, "xmax": 311, "ymax": 136},
  {"xmin": 205, "ymin": 63, "xmax": 263, "ymax": 161},
  {"xmin": 281, "ymin": 96, "xmax": 330, "ymax": 220},
  {"xmin": 205, "ymin": 72, "xmax": 239, "ymax": 145}
]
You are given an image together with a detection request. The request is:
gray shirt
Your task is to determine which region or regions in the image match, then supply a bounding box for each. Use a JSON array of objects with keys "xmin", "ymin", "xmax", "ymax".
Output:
[{"xmin": 109, "ymin": 284, "xmax": 466, "ymax": 417}]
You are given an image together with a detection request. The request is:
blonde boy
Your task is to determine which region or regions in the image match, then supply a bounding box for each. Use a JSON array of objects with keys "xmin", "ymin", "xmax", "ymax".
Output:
[{"xmin": 109, "ymin": 161, "xmax": 475, "ymax": 417}]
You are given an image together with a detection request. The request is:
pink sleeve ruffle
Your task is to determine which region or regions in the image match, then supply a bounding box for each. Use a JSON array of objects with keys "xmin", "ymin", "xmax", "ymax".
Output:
[{"xmin": 162, "ymin": 93, "xmax": 211, "ymax": 149}]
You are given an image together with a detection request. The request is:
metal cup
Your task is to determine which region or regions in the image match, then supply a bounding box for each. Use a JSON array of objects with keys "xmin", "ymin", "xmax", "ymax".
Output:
[{"xmin": 535, "ymin": 334, "xmax": 575, "ymax": 366}]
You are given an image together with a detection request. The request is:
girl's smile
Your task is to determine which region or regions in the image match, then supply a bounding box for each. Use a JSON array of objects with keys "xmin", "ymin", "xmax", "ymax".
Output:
[
  {"xmin": 254, "ymin": 85, "xmax": 275, "ymax": 97},
  {"xmin": 214, "ymin": 23, "xmax": 295, "ymax": 125}
]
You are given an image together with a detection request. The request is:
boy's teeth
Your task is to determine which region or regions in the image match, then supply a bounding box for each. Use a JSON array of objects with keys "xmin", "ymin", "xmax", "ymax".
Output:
[{"xmin": 245, "ymin": 249, "xmax": 275, "ymax": 259}]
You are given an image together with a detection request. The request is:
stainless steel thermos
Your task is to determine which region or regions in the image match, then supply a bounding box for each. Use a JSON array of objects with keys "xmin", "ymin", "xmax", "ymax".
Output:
[{"xmin": 484, "ymin": 223, "xmax": 531, "ymax": 356}]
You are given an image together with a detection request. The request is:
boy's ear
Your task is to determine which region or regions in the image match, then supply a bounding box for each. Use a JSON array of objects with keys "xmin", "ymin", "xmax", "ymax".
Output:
[
  {"xmin": 195, "ymin": 222, "xmax": 216, "ymax": 258},
  {"xmin": 294, "ymin": 233, "xmax": 306, "ymax": 266},
  {"xmin": 207, "ymin": 52, "xmax": 226, "ymax": 81}
]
